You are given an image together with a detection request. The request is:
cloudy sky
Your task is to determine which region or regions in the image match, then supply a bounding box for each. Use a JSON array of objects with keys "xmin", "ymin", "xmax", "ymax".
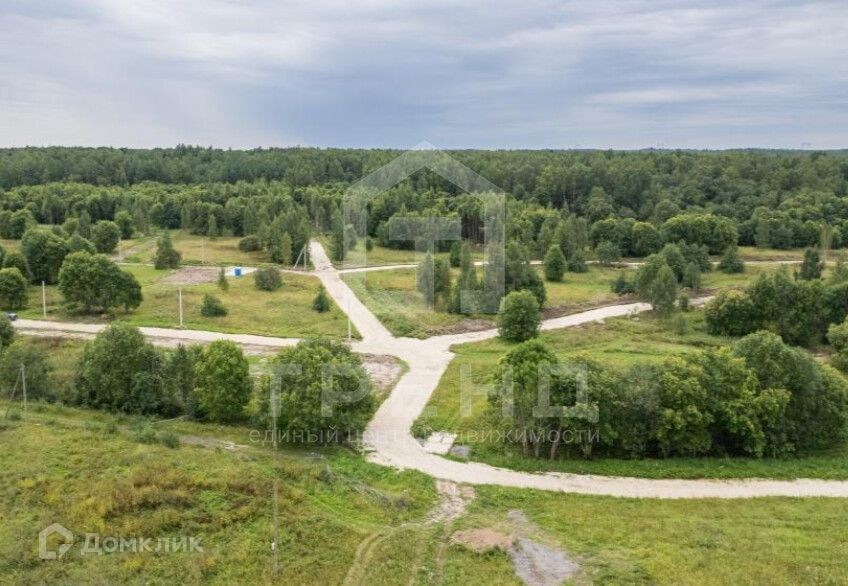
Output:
[{"xmin": 1, "ymin": 0, "xmax": 846, "ymax": 149}]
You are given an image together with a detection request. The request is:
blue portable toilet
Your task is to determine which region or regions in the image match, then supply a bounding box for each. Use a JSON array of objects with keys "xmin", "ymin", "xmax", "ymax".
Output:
[{"xmin": 234, "ymin": 267, "xmax": 242, "ymax": 277}]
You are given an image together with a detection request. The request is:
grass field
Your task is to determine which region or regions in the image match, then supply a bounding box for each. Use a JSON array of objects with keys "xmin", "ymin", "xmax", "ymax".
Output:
[
  {"xmin": 448, "ymin": 487, "xmax": 848, "ymax": 585},
  {"xmin": 342, "ymin": 262, "xmax": 783, "ymax": 338},
  {"xmin": 3, "ymin": 402, "xmax": 848, "ymax": 584},
  {"xmin": 415, "ymin": 310, "xmax": 848, "ymax": 480},
  {"xmin": 0, "ymin": 402, "xmax": 437, "ymax": 584},
  {"xmin": 115, "ymin": 230, "xmax": 281, "ymax": 267},
  {"xmin": 18, "ymin": 265, "xmax": 356, "ymax": 340}
]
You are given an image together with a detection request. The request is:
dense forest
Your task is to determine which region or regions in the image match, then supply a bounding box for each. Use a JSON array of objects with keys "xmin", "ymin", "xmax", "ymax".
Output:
[{"xmin": 3, "ymin": 146, "xmax": 848, "ymax": 255}]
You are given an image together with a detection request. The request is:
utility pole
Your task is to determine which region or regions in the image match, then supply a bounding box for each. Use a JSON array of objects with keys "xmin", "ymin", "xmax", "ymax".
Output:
[
  {"xmin": 20, "ymin": 363, "xmax": 26, "ymax": 421},
  {"xmin": 202, "ymin": 239, "xmax": 206, "ymax": 265},
  {"xmin": 270, "ymin": 375, "xmax": 280, "ymax": 577},
  {"xmin": 41, "ymin": 281, "xmax": 47, "ymax": 318},
  {"xmin": 178, "ymin": 287, "xmax": 184, "ymax": 327}
]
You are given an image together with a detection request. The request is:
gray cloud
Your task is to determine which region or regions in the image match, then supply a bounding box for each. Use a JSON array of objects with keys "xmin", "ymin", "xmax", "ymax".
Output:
[{"xmin": 1, "ymin": 0, "xmax": 845, "ymax": 149}]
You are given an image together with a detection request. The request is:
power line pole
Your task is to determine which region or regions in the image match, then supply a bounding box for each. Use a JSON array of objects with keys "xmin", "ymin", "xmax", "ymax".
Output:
[
  {"xmin": 20, "ymin": 363, "xmax": 26, "ymax": 421},
  {"xmin": 270, "ymin": 375, "xmax": 280, "ymax": 577},
  {"xmin": 178, "ymin": 287, "xmax": 184, "ymax": 327},
  {"xmin": 41, "ymin": 281, "xmax": 47, "ymax": 318}
]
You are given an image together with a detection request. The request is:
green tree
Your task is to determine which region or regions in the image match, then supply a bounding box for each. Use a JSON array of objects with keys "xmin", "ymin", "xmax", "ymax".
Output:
[
  {"xmin": 270, "ymin": 339, "xmax": 374, "ymax": 440},
  {"xmin": 207, "ymin": 214, "xmax": 219, "ymax": 239},
  {"xmin": 0, "ymin": 314, "xmax": 14, "ymax": 348},
  {"xmin": 0, "ymin": 268, "xmax": 28, "ymax": 310},
  {"xmin": 58, "ymin": 252, "xmax": 142, "ymax": 314},
  {"xmin": 828, "ymin": 252, "xmax": 848, "ymax": 285},
  {"xmin": 650, "ymin": 263, "xmax": 678, "ymax": 313},
  {"xmin": 114, "ymin": 210, "xmax": 134, "ymax": 239},
  {"xmin": 497, "ymin": 290, "xmax": 540, "ymax": 342},
  {"xmin": 595, "ymin": 240, "xmax": 621, "ymax": 265},
  {"xmin": 434, "ymin": 257, "xmax": 451, "ymax": 305},
  {"xmin": 543, "ymin": 245, "xmax": 566, "ymax": 282},
  {"xmin": 194, "ymin": 340, "xmax": 251, "ymax": 423},
  {"xmin": 21, "ymin": 228, "xmax": 68, "ymax": 284},
  {"xmin": 312, "ymin": 285, "xmax": 331, "ymax": 312},
  {"xmin": 449, "ymin": 241, "xmax": 461, "ymax": 267},
  {"xmin": 733, "ymin": 331, "xmax": 848, "ymax": 453},
  {"xmin": 75, "ymin": 324, "xmax": 175, "ymax": 416},
  {"xmin": 718, "ymin": 245, "xmax": 745, "ymax": 274},
  {"xmin": 0, "ymin": 341, "xmax": 53, "ymax": 401},
  {"xmin": 217, "ymin": 267, "xmax": 229, "ymax": 291},
  {"xmin": 799, "ymin": 248, "xmax": 822, "ymax": 280},
  {"xmin": 416, "ymin": 252, "xmax": 436, "ymax": 305},
  {"xmin": 490, "ymin": 339, "xmax": 558, "ymax": 457},
  {"xmin": 154, "ymin": 230, "xmax": 181, "ymax": 269},
  {"xmin": 566, "ymin": 249, "xmax": 588, "ymax": 273},
  {"xmin": 77, "ymin": 210, "xmax": 92, "ymax": 239},
  {"xmin": 280, "ymin": 232, "xmax": 293, "ymax": 265},
  {"xmin": 66, "ymin": 233, "xmax": 96, "ymax": 254},
  {"xmin": 331, "ymin": 209, "xmax": 345, "ymax": 262},
  {"xmin": 682, "ymin": 262, "xmax": 702, "ymax": 292},
  {"xmin": 704, "ymin": 289, "xmax": 758, "ymax": 337},
  {"xmin": 653, "ymin": 357, "xmax": 713, "ymax": 457},
  {"xmin": 91, "ymin": 220, "xmax": 121, "ymax": 253},
  {"xmin": 254, "ymin": 266, "xmax": 282, "ymax": 291}
]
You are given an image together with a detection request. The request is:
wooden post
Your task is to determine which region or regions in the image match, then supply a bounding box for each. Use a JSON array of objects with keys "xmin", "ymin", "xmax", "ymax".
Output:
[
  {"xmin": 178, "ymin": 287, "xmax": 183, "ymax": 327},
  {"xmin": 41, "ymin": 281, "xmax": 47, "ymax": 318}
]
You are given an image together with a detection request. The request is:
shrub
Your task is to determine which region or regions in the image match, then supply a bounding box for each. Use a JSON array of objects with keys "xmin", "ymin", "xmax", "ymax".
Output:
[
  {"xmin": 497, "ymin": 290, "xmax": 540, "ymax": 342},
  {"xmin": 0, "ymin": 268, "xmax": 28, "ymax": 310},
  {"xmin": 217, "ymin": 267, "xmax": 229, "ymax": 291},
  {"xmin": 91, "ymin": 220, "xmax": 121, "ymax": 253},
  {"xmin": 611, "ymin": 272, "xmax": 635, "ymax": 295},
  {"xmin": 678, "ymin": 292, "xmax": 690, "ymax": 312},
  {"xmin": 238, "ymin": 235, "xmax": 262, "ymax": 252},
  {"xmin": 200, "ymin": 294, "xmax": 228, "ymax": 317},
  {"xmin": 682, "ymin": 263, "xmax": 702, "ymax": 291},
  {"xmin": 566, "ymin": 249, "xmax": 587, "ymax": 273},
  {"xmin": 312, "ymin": 285, "xmax": 330, "ymax": 312},
  {"xmin": 254, "ymin": 266, "xmax": 282, "ymax": 291},
  {"xmin": 718, "ymin": 245, "xmax": 745, "ymax": 273},
  {"xmin": 595, "ymin": 240, "xmax": 621, "ymax": 266},
  {"xmin": 0, "ymin": 314, "xmax": 14, "ymax": 348},
  {"xmin": 543, "ymin": 245, "xmax": 566, "ymax": 282},
  {"xmin": 704, "ymin": 289, "xmax": 758, "ymax": 337}
]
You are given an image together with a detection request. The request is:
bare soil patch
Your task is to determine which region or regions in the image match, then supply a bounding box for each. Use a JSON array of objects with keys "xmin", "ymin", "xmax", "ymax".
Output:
[
  {"xmin": 360, "ymin": 354, "xmax": 404, "ymax": 395},
  {"xmin": 159, "ymin": 266, "xmax": 220, "ymax": 285},
  {"xmin": 451, "ymin": 528, "xmax": 513, "ymax": 553}
]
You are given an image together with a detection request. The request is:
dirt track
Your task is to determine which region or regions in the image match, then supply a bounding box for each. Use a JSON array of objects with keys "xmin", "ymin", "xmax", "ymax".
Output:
[{"xmin": 15, "ymin": 241, "xmax": 848, "ymax": 499}]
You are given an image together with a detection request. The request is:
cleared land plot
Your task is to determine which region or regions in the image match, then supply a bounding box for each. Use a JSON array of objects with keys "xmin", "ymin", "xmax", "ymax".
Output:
[{"xmin": 18, "ymin": 264, "xmax": 355, "ymax": 340}]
